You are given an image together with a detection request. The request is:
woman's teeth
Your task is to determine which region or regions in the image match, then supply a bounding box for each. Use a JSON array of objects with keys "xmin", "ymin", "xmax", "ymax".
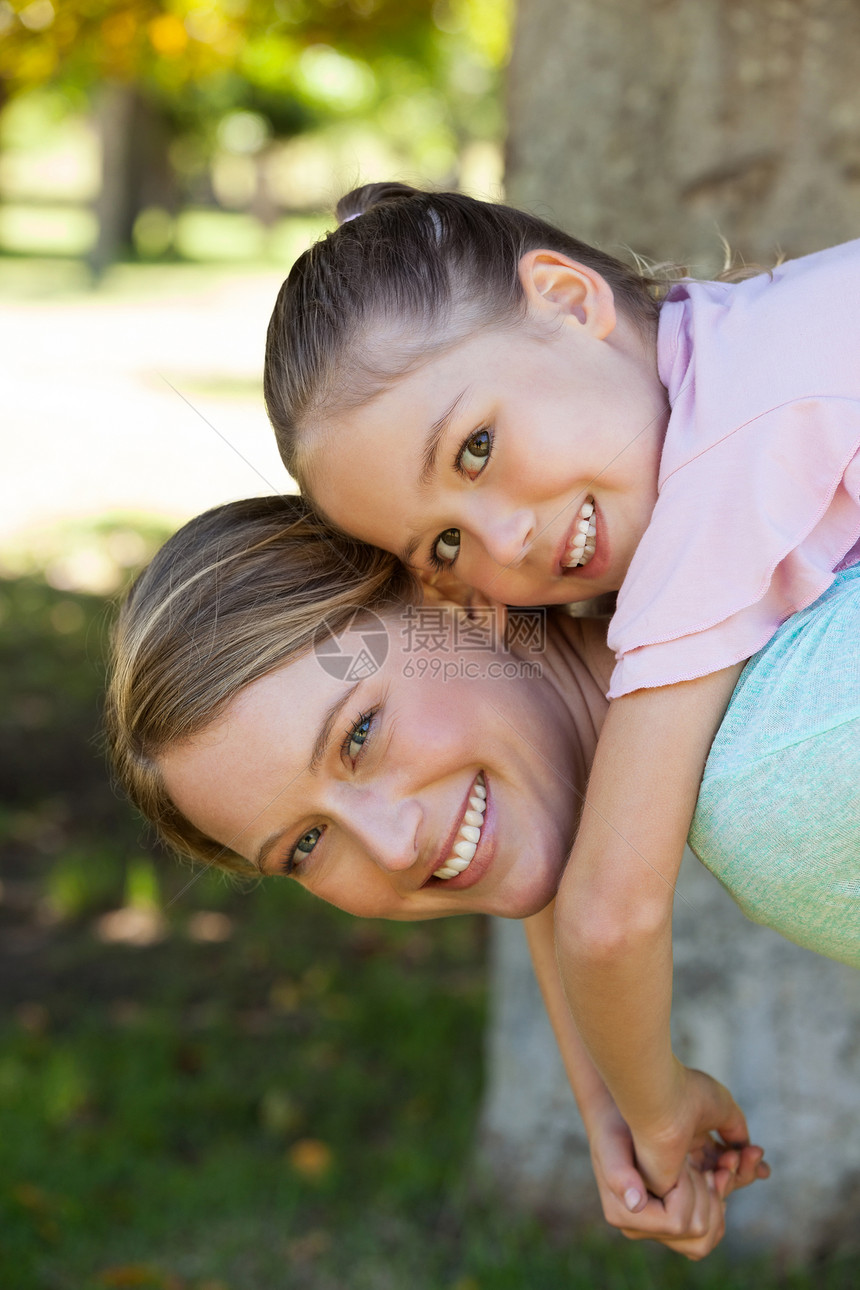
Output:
[
  {"xmin": 563, "ymin": 497, "xmax": 597, "ymax": 570},
  {"xmin": 434, "ymin": 774, "xmax": 486, "ymax": 880}
]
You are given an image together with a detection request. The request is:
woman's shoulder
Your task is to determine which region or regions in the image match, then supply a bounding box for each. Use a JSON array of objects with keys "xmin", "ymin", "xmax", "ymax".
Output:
[{"xmin": 552, "ymin": 610, "xmax": 615, "ymax": 696}]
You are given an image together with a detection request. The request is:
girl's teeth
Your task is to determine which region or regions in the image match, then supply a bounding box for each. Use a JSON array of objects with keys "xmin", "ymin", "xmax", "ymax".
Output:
[
  {"xmin": 434, "ymin": 774, "xmax": 486, "ymax": 881},
  {"xmin": 563, "ymin": 496, "xmax": 598, "ymax": 570}
]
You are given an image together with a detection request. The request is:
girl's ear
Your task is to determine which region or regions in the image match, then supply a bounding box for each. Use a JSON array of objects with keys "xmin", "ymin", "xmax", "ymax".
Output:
[{"xmin": 518, "ymin": 249, "xmax": 617, "ymax": 339}]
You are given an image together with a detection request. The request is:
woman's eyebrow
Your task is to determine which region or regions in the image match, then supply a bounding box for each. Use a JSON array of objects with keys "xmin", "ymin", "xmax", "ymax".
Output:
[
  {"xmin": 418, "ymin": 388, "xmax": 469, "ymax": 487},
  {"xmin": 251, "ymin": 680, "xmax": 364, "ymax": 873},
  {"xmin": 399, "ymin": 532, "xmax": 423, "ymax": 566},
  {"xmin": 308, "ymin": 681, "xmax": 363, "ymax": 773}
]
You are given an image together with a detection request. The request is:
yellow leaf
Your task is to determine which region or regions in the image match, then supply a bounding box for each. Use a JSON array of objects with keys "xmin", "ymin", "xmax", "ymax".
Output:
[
  {"xmin": 148, "ymin": 14, "xmax": 188, "ymax": 58},
  {"xmin": 288, "ymin": 1138, "xmax": 333, "ymax": 1181}
]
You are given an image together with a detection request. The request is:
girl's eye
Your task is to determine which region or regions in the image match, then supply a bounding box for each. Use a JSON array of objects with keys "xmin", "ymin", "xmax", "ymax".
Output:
[
  {"xmin": 459, "ymin": 428, "xmax": 492, "ymax": 477},
  {"xmin": 433, "ymin": 528, "xmax": 461, "ymax": 567},
  {"xmin": 287, "ymin": 826, "xmax": 322, "ymax": 873},
  {"xmin": 345, "ymin": 713, "xmax": 373, "ymax": 760}
]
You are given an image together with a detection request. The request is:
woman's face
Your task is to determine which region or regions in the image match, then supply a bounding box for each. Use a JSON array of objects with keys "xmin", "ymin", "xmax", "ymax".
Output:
[{"xmin": 160, "ymin": 611, "xmax": 582, "ymax": 921}]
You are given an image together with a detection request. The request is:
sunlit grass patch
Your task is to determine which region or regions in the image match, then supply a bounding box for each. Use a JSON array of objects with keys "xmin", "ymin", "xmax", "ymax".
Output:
[
  {"xmin": 172, "ymin": 209, "xmax": 328, "ymax": 265},
  {"xmin": 0, "ymin": 513, "xmax": 173, "ymax": 595},
  {"xmin": 0, "ymin": 203, "xmax": 97, "ymax": 256}
]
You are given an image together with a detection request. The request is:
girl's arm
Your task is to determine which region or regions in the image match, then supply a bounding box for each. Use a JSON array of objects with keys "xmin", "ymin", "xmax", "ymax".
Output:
[
  {"xmin": 524, "ymin": 902, "xmax": 766, "ymax": 1258},
  {"xmin": 553, "ymin": 664, "xmax": 747, "ymax": 1196}
]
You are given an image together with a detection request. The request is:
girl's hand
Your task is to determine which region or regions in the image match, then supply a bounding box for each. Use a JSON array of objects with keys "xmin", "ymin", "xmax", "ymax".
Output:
[
  {"xmin": 589, "ymin": 1099, "xmax": 769, "ymax": 1260},
  {"xmin": 630, "ymin": 1064, "xmax": 756, "ymax": 1199}
]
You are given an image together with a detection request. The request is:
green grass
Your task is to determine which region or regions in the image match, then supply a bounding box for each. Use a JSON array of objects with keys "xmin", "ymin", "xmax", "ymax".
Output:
[
  {"xmin": 1, "ymin": 530, "xmax": 858, "ymax": 1288},
  {"xmin": 0, "ymin": 202, "xmax": 328, "ymax": 270}
]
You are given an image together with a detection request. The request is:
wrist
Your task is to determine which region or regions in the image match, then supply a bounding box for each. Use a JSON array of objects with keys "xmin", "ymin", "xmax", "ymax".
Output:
[
  {"xmin": 579, "ymin": 1081, "xmax": 622, "ymax": 1138},
  {"xmin": 622, "ymin": 1056, "xmax": 689, "ymax": 1140}
]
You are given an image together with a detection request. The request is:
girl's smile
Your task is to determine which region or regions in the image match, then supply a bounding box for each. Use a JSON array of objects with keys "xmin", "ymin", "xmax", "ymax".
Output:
[
  {"xmin": 305, "ymin": 270, "xmax": 668, "ymax": 608},
  {"xmin": 159, "ymin": 611, "xmax": 585, "ymax": 921}
]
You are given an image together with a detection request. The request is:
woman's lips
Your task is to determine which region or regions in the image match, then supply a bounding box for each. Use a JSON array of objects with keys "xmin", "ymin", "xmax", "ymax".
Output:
[{"xmin": 426, "ymin": 775, "xmax": 494, "ymax": 891}]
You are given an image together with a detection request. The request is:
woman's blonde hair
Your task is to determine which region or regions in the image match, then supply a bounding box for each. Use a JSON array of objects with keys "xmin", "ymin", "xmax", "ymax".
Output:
[{"xmin": 105, "ymin": 495, "xmax": 417, "ymax": 873}]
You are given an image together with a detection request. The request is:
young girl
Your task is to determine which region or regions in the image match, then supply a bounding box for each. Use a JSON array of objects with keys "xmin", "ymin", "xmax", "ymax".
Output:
[
  {"xmin": 263, "ymin": 183, "xmax": 860, "ymax": 1201},
  {"xmin": 106, "ymin": 495, "xmax": 768, "ymax": 1260}
]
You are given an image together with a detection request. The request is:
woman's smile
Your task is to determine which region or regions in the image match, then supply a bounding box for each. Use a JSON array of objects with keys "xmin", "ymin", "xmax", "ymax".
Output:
[
  {"xmin": 158, "ymin": 609, "xmax": 584, "ymax": 922},
  {"xmin": 427, "ymin": 772, "xmax": 492, "ymax": 887}
]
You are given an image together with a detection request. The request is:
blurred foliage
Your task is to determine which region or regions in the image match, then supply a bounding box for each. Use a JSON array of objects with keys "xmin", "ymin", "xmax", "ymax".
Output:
[
  {"xmin": 0, "ymin": 516, "xmax": 854, "ymax": 1290},
  {"xmin": 0, "ymin": 0, "xmax": 510, "ymax": 151}
]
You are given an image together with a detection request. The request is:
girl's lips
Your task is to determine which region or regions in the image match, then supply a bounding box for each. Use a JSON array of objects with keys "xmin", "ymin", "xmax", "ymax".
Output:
[
  {"xmin": 557, "ymin": 498, "xmax": 610, "ymax": 582},
  {"xmin": 425, "ymin": 777, "xmax": 494, "ymax": 891}
]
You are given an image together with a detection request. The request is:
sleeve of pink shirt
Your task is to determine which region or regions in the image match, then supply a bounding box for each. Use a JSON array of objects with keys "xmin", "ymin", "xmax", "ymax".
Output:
[
  {"xmin": 606, "ymin": 245, "xmax": 860, "ymax": 700},
  {"xmin": 607, "ymin": 400, "xmax": 860, "ymax": 697}
]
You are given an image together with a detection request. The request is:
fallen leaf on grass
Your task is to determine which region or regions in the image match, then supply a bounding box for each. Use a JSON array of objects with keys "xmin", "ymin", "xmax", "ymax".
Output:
[{"xmin": 288, "ymin": 1138, "xmax": 333, "ymax": 1180}]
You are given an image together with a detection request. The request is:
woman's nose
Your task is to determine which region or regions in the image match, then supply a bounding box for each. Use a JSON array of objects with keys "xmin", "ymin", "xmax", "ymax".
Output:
[{"xmin": 351, "ymin": 793, "xmax": 423, "ymax": 873}]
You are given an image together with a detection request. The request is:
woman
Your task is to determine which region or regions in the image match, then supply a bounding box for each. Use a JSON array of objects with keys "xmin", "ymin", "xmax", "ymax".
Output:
[{"xmin": 107, "ymin": 495, "xmax": 780, "ymax": 1259}]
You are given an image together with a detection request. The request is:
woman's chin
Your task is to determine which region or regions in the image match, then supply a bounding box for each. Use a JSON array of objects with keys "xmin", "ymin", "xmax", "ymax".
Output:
[{"xmin": 482, "ymin": 863, "xmax": 567, "ymax": 920}]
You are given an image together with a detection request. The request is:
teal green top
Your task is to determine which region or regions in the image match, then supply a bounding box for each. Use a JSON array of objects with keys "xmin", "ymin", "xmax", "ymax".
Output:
[{"xmin": 689, "ymin": 561, "xmax": 860, "ymax": 967}]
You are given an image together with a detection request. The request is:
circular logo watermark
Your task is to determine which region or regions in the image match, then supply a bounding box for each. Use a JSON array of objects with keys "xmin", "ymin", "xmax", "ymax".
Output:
[{"xmin": 313, "ymin": 609, "xmax": 389, "ymax": 681}]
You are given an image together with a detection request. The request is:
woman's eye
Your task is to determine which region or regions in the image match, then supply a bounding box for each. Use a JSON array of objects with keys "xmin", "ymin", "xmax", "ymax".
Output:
[
  {"xmin": 434, "ymin": 528, "xmax": 461, "ymax": 566},
  {"xmin": 288, "ymin": 826, "xmax": 322, "ymax": 872},
  {"xmin": 459, "ymin": 428, "xmax": 491, "ymax": 477},
  {"xmin": 346, "ymin": 714, "xmax": 372, "ymax": 760}
]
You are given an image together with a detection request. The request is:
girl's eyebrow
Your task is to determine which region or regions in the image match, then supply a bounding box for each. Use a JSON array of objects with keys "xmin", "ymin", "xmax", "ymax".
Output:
[{"xmin": 418, "ymin": 388, "xmax": 470, "ymax": 487}]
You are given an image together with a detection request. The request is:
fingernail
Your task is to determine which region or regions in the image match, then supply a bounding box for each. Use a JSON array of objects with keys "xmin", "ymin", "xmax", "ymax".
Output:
[
  {"xmin": 624, "ymin": 1188, "xmax": 642, "ymax": 1211},
  {"xmin": 706, "ymin": 1171, "xmax": 716, "ymax": 1191}
]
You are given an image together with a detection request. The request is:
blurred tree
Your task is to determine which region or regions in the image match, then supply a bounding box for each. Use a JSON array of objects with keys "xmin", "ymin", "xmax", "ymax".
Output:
[
  {"xmin": 0, "ymin": 0, "xmax": 509, "ymax": 270},
  {"xmin": 481, "ymin": 0, "xmax": 860, "ymax": 1261}
]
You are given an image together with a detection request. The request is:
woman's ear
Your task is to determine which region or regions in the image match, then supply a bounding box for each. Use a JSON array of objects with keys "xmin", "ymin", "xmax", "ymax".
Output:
[{"xmin": 518, "ymin": 249, "xmax": 617, "ymax": 339}]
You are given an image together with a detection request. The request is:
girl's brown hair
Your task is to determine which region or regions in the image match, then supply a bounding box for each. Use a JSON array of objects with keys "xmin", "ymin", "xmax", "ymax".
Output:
[
  {"xmin": 264, "ymin": 181, "xmax": 665, "ymax": 488},
  {"xmin": 105, "ymin": 495, "xmax": 417, "ymax": 872}
]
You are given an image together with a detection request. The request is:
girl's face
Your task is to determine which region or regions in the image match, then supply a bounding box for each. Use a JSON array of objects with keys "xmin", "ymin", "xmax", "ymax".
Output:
[
  {"xmin": 305, "ymin": 266, "xmax": 668, "ymax": 607},
  {"xmin": 160, "ymin": 612, "xmax": 582, "ymax": 921}
]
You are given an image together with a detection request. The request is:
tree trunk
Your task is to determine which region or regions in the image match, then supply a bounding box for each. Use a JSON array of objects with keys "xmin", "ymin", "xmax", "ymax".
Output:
[
  {"xmin": 477, "ymin": 0, "xmax": 860, "ymax": 1260},
  {"xmin": 477, "ymin": 857, "xmax": 860, "ymax": 1259},
  {"xmin": 505, "ymin": 0, "xmax": 860, "ymax": 272},
  {"xmin": 89, "ymin": 84, "xmax": 177, "ymax": 278}
]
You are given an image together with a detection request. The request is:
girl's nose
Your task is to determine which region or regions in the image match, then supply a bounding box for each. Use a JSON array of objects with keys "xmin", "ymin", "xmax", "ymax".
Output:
[
  {"xmin": 351, "ymin": 793, "xmax": 423, "ymax": 873},
  {"xmin": 477, "ymin": 506, "xmax": 535, "ymax": 569}
]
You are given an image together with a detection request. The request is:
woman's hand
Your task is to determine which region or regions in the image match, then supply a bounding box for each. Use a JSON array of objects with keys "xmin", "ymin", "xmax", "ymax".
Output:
[
  {"xmin": 589, "ymin": 1097, "xmax": 769, "ymax": 1260},
  {"xmin": 419, "ymin": 565, "xmax": 484, "ymax": 609}
]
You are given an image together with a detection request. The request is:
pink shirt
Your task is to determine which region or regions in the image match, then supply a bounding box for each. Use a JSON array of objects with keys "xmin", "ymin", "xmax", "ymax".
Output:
[{"xmin": 607, "ymin": 239, "xmax": 860, "ymax": 698}]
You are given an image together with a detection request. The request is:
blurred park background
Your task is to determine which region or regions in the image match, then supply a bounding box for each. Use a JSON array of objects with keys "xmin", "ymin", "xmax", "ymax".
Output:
[{"xmin": 1, "ymin": 2, "xmax": 859, "ymax": 1287}]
